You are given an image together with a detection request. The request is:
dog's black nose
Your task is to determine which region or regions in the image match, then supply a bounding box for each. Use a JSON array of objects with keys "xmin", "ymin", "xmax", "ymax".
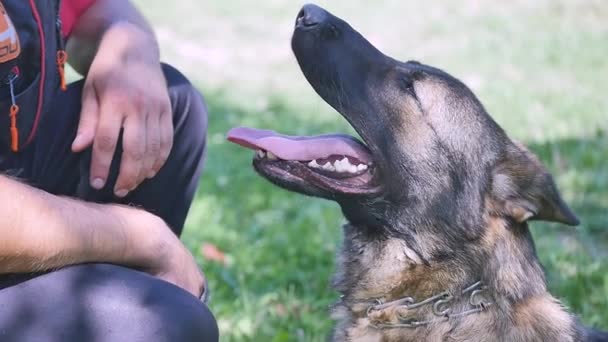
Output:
[{"xmin": 296, "ymin": 4, "xmax": 328, "ymax": 28}]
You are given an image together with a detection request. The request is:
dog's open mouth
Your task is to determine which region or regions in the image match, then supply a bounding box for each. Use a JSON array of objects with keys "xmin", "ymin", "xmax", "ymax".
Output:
[{"xmin": 227, "ymin": 127, "xmax": 381, "ymax": 195}]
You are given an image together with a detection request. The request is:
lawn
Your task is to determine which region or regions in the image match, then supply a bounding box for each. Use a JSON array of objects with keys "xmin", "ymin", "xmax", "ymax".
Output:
[{"xmin": 131, "ymin": 1, "xmax": 607, "ymax": 340}]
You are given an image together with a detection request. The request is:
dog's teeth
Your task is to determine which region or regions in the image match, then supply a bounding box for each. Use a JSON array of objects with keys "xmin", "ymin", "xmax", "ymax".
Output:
[
  {"xmin": 322, "ymin": 162, "xmax": 335, "ymax": 171},
  {"xmin": 333, "ymin": 157, "xmax": 361, "ymax": 173},
  {"xmin": 334, "ymin": 159, "xmax": 347, "ymax": 172},
  {"xmin": 309, "ymin": 158, "xmax": 368, "ymax": 173},
  {"xmin": 256, "ymin": 150, "xmax": 266, "ymax": 158},
  {"xmin": 308, "ymin": 160, "xmax": 320, "ymax": 168},
  {"xmin": 267, "ymin": 151, "xmax": 278, "ymax": 160}
]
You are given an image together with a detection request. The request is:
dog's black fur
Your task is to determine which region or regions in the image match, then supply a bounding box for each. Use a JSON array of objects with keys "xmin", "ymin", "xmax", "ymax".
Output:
[{"xmin": 233, "ymin": 4, "xmax": 607, "ymax": 341}]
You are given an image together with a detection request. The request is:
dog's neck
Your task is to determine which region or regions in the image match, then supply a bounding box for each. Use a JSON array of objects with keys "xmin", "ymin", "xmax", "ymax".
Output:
[
  {"xmin": 332, "ymin": 216, "xmax": 544, "ymax": 302},
  {"xmin": 330, "ymin": 217, "xmax": 580, "ymax": 341}
]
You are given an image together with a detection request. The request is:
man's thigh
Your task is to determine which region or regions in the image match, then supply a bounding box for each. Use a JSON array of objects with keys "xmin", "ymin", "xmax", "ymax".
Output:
[
  {"xmin": 10, "ymin": 63, "xmax": 208, "ymax": 234},
  {"xmin": 0, "ymin": 264, "xmax": 218, "ymax": 342}
]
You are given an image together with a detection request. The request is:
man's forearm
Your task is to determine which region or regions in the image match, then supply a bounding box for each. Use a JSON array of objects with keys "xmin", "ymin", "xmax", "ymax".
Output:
[
  {"xmin": 66, "ymin": 0, "xmax": 159, "ymax": 76},
  {"xmin": 0, "ymin": 175, "xmax": 164, "ymax": 274}
]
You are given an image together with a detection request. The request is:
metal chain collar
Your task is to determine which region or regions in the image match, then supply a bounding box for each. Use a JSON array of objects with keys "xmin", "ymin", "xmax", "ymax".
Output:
[{"xmin": 366, "ymin": 281, "xmax": 493, "ymax": 329}]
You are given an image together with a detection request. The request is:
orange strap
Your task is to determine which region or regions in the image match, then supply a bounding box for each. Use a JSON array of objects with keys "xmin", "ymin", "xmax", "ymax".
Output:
[
  {"xmin": 9, "ymin": 104, "xmax": 19, "ymax": 152},
  {"xmin": 57, "ymin": 50, "xmax": 68, "ymax": 91}
]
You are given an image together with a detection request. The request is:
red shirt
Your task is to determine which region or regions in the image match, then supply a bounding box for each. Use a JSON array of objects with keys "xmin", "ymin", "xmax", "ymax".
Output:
[{"xmin": 59, "ymin": 0, "xmax": 96, "ymax": 38}]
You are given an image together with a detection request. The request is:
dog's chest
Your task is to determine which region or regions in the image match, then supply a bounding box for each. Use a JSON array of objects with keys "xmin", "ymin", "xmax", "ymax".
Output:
[{"xmin": 340, "ymin": 238, "xmax": 421, "ymax": 299}]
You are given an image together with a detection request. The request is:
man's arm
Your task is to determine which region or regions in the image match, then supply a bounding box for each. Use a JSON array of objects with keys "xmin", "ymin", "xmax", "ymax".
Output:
[
  {"xmin": 66, "ymin": 0, "xmax": 156, "ymax": 76},
  {"xmin": 0, "ymin": 174, "xmax": 162, "ymax": 273},
  {"xmin": 0, "ymin": 175, "xmax": 204, "ymax": 297}
]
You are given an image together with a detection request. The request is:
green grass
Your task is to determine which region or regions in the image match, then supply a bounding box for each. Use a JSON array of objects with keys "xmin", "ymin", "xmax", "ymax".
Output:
[{"xmin": 131, "ymin": 1, "xmax": 607, "ymax": 340}]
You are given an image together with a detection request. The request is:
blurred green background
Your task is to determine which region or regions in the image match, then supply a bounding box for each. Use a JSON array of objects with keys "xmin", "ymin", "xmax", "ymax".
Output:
[{"xmin": 130, "ymin": 1, "xmax": 606, "ymax": 340}]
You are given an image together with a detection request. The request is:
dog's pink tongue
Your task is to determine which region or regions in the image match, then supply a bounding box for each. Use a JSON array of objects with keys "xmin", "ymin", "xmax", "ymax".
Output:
[{"xmin": 226, "ymin": 127, "xmax": 372, "ymax": 163}]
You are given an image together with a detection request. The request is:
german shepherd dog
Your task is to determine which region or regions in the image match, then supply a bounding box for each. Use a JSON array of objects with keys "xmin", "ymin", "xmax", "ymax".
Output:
[{"xmin": 227, "ymin": 4, "xmax": 607, "ymax": 341}]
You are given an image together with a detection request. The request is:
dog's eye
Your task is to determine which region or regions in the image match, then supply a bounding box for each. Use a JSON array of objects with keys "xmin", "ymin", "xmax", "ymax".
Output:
[{"xmin": 398, "ymin": 77, "xmax": 416, "ymax": 96}]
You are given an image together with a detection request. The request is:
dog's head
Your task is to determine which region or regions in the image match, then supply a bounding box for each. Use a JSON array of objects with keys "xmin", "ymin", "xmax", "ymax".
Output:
[{"xmin": 228, "ymin": 4, "xmax": 578, "ymax": 246}]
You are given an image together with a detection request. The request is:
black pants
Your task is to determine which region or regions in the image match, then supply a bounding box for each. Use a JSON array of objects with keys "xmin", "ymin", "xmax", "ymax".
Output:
[{"xmin": 0, "ymin": 64, "xmax": 218, "ymax": 341}]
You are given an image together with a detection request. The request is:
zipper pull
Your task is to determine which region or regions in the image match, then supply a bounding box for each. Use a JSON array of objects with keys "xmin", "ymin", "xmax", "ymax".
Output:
[
  {"xmin": 56, "ymin": 12, "xmax": 69, "ymax": 92},
  {"xmin": 5, "ymin": 67, "xmax": 20, "ymax": 152},
  {"xmin": 57, "ymin": 50, "xmax": 68, "ymax": 91}
]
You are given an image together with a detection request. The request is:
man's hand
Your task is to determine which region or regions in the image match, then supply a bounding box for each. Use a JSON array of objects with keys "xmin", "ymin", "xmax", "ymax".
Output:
[
  {"xmin": 152, "ymin": 243, "xmax": 206, "ymax": 299},
  {"xmin": 136, "ymin": 214, "xmax": 207, "ymax": 298},
  {"xmin": 71, "ymin": 22, "xmax": 174, "ymax": 198}
]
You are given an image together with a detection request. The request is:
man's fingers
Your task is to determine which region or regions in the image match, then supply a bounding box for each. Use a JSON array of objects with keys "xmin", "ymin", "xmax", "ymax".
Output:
[
  {"xmin": 114, "ymin": 113, "xmax": 146, "ymax": 197},
  {"xmin": 72, "ymin": 83, "xmax": 99, "ymax": 152},
  {"xmin": 156, "ymin": 108, "xmax": 174, "ymax": 175},
  {"xmin": 144, "ymin": 111, "xmax": 161, "ymax": 179},
  {"xmin": 90, "ymin": 104, "xmax": 123, "ymax": 190}
]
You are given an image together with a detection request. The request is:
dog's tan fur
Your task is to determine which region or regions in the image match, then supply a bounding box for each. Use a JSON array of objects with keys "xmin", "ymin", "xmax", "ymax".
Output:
[{"xmin": 330, "ymin": 213, "xmax": 580, "ymax": 341}]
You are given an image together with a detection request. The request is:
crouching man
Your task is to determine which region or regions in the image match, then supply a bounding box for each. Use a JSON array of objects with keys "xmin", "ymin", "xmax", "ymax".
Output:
[{"xmin": 0, "ymin": 1, "xmax": 217, "ymax": 341}]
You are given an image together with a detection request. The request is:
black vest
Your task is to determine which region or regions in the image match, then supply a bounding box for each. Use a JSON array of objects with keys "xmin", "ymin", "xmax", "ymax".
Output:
[{"xmin": 0, "ymin": 0, "xmax": 63, "ymax": 153}]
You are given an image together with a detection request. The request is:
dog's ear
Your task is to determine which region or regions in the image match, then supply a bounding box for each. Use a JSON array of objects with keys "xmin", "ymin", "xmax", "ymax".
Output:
[{"xmin": 491, "ymin": 142, "xmax": 579, "ymax": 226}]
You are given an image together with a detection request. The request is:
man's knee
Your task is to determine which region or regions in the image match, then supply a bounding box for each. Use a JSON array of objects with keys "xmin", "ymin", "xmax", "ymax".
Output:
[
  {"xmin": 141, "ymin": 289, "xmax": 219, "ymax": 342},
  {"xmin": 162, "ymin": 296, "xmax": 219, "ymax": 342},
  {"xmin": 161, "ymin": 63, "xmax": 208, "ymax": 140},
  {"xmin": 160, "ymin": 62, "xmax": 208, "ymax": 173},
  {"xmin": 86, "ymin": 266, "xmax": 218, "ymax": 342},
  {"xmin": 71, "ymin": 264, "xmax": 219, "ymax": 341},
  {"xmin": 0, "ymin": 264, "xmax": 218, "ymax": 342}
]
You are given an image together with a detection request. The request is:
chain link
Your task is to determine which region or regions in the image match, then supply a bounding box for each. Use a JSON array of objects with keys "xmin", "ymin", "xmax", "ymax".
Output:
[{"xmin": 367, "ymin": 281, "xmax": 493, "ymax": 329}]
